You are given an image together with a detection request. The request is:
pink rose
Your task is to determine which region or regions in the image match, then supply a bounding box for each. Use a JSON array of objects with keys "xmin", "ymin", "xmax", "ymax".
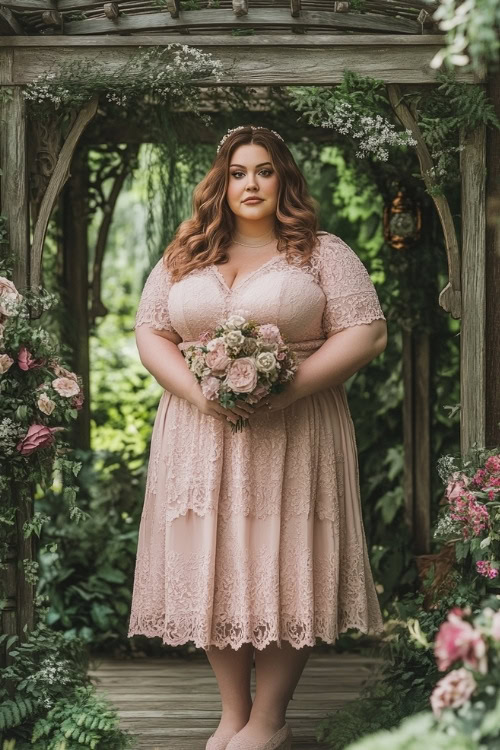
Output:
[
  {"xmin": 205, "ymin": 340, "xmax": 231, "ymax": 375},
  {"xmin": 257, "ymin": 324, "xmax": 282, "ymax": 345},
  {"xmin": 37, "ymin": 393, "xmax": 56, "ymax": 416},
  {"xmin": 51, "ymin": 362, "xmax": 78, "ymax": 381},
  {"xmin": 52, "ymin": 377, "xmax": 80, "ymax": 398},
  {"xmin": 430, "ymin": 668, "xmax": 477, "ymax": 717},
  {"xmin": 246, "ymin": 382, "xmax": 270, "ymax": 404},
  {"xmin": 224, "ymin": 357, "xmax": 258, "ymax": 393},
  {"xmin": 18, "ymin": 346, "xmax": 45, "ymax": 371},
  {"xmin": 446, "ymin": 479, "xmax": 467, "ymax": 502},
  {"xmin": 0, "ymin": 353, "xmax": 14, "ymax": 374},
  {"xmin": 71, "ymin": 390, "xmax": 85, "ymax": 411},
  {"xmin": 200, "ymin": 375, "xmax": 221, "ymax": 400},
  {"xmin": 435, "ymin": 611, "xmax": 488, "ymax": 674},
  {"xmin": 0, "ymin": 276, "xmax": 22, "ymax": 317},
  {"xmin": 16, "ymin": 424, "xmax": 61, "ymax": 456}
]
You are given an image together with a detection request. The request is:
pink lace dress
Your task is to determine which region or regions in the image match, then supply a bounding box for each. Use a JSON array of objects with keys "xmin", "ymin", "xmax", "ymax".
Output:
[{"xmin": 127, "ymin": 231, "xmax": 386, "ymax": 651}]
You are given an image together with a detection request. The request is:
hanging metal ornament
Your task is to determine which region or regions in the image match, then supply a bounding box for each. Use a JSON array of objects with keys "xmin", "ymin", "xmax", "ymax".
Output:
[{"xmin": 383, "ymin": 188, "xmax": 422, "ymax": 251}]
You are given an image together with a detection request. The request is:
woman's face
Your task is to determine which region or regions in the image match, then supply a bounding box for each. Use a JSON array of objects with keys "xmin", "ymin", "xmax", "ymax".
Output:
[{"xmin": 226, "ymin": 143, "xmax": 279, "ymax": 223}]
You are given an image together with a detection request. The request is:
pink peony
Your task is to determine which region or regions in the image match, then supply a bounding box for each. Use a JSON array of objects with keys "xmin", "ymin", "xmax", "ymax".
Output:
[
  {"xmin": 16, "ymin": 424, "xmax": 61, "ymax": 456},
  {"xmin": 0, "ymin": 276, "xmax": 22, "ymax": 317},
  {"xmin": 224, "ymin": 357, "xmax": 258, "ymax": 393},
  {"xmin": 446, "ymin": 479, "xmax": 468, "ymax": 502},
  {"xmin": 205, "ymin": 340, "xmax": 231, "ymax": 375},
  {"xmin": 18, "ymin": 346, "xmax": 45, "ymax": 371},
  {"xmin": 0, "ymin": 353, "xmax": 14, "ymax": 374},
  {"xmin": 430, "ymin": 668, "xmax": 477, "ymax": 717},
  {"xmin": 435, "ymin": 611, "xmax": 488, "ymax": 674},
  {"xmin": 200, "ymin": 375, "xmax": 221, "ymax": 400},
  {"xmin": 476, "ymin": 560, "xmax": 499, "ymax": 579},
  {"xmin": 52, "ymin": 377, "xmax": 80, "ymax": 398}
]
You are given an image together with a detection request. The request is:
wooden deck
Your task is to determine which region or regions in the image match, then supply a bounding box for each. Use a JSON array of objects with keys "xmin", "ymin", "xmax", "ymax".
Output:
[{"xmin": 88, "ymin": 649, "xmax": 383, "ymax": 750}]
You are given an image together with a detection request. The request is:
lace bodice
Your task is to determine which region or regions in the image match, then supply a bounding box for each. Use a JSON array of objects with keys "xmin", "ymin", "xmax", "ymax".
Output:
[{"xmin": 134, "ymin": 231, "xmax": 386, "ymax": 341}]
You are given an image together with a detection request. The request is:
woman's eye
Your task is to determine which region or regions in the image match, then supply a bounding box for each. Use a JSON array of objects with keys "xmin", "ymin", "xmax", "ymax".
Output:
[{"xmin": 231, "ymin": 170, "xmax": 273, "ymax": 178}]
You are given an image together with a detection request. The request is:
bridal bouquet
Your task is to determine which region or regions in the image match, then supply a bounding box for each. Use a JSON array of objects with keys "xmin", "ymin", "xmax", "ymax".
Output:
[{"xmin": 183, "ymin": 312, "xmax": 298, "ymax": 432}]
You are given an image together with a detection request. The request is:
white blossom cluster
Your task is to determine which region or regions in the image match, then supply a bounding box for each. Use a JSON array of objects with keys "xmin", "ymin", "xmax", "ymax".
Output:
[
  {"xmin": 23, "ymin": 72, "xmax": 72, "ymax": 107},
  {"xmin": 433, "ymin": 513, "xmax": 462, "ymax": 539},
  {"xmin": 25, "ymin": 656, "xmax": 73, "ymax": 689},
  {"xmin": 321, "ymin": 101, "xmax": 417, "ymax": 161},
  {"xmin": 0, "ymin": 417, "xmax": 24, "ymax": 456}
]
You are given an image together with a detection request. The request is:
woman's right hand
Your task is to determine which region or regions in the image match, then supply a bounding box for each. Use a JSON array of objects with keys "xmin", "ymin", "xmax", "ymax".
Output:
[{"xmin": 186, "ymin": 381, "xmax": 256, "ymax": 425}]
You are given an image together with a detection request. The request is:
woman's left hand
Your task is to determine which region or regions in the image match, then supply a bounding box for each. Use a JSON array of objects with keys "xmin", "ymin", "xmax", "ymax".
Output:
[{"xmin": 249, "ymin": 384, "xmax": 301, "ymax": 417}]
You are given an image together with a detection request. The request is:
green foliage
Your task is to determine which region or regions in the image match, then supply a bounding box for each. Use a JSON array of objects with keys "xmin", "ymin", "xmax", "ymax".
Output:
[
  {"xmin": 345, "ymin": 711, "xmax": 477, "ymax": 750},
  {"xmin": 30, "ymin": 685, "xmax": 135, "ymax": 750},
  {"xmin": 0, "ymin": 697, "xmax": 35, "ymax": 731}
]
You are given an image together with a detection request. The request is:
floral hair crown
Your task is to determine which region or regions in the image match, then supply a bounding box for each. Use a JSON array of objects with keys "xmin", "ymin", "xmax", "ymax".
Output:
[{"xmin": 217, "ymin": 125, "xmax": 285, "ymax": 154}]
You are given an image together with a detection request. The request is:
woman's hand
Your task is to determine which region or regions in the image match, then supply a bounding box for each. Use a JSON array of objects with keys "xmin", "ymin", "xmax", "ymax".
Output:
[
  {"xmin": 248, "ymin": 383, "xmax": 302, "ymax": 419},
  {"xmin": 186, "ymin": 380, "xmax": 256, "ymax": 426}
]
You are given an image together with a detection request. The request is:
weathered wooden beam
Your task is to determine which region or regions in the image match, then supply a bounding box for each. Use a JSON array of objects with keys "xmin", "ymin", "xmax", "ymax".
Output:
[
  {"xmin": 63, "ymin": 9, "xmax": 422, "ymax": 35},
  {"xmin": 460, "ymin": 121, "xmax": 487, "ymax": 457},
  {"xmin": 103, "ymin": 1, "xmax": 119, "ymax": 18},
  {"xmin": 0, "ymin": 5, "xmax": 26, "ymax": 34},
  {"xmin": 166, "ymin": 0, "xmax": 179, "ymax": 19},
  {"xmin": 232, "ymin": 0, "xmax": 248, "ymax": 17},
  {"xmin": 290, "ymin": 0, "xmax": 300, "ymax": 18},
  {"xmin": 387, "ymin": 83, "xmax": 462, "ymax": 318},
  {"xmin": 30, "ymin": 95, "xmax": 98, "ymax": 291},
  {"xmin": 0, "ymin": 36, "xmax": 480, "ymax": 85},
  {"xmin": 1, "ymin": 0, "xmax": 55, "ymax": 8},
  {"xmin": 485, "ymin": 70, "xmax": 500, "ymax": 449},
  {"xmin": 41, "ymin": 8, "xmax": 63, "ymax": 30},
  {"xmin": 414, "ymin": 331, "xmax": 430, "ymax": 554}
]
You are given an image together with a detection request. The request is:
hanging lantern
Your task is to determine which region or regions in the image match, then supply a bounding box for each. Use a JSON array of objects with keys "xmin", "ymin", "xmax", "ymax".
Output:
[{"xmin": 383, "ymin": 188, "xmax": 422, "ymax": 251}]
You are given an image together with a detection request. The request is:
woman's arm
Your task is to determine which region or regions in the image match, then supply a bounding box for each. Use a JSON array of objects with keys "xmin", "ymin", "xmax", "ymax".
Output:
[
  {"xmin": 291, "ymin": 319, "xmax": 387, "ymax": 401},
  {"xmin": 135, "ymin": 326, "xmax": 200, "ymax": 404}
]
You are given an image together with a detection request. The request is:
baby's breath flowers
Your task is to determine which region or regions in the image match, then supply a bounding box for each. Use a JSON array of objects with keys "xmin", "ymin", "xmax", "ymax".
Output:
[{"xmin": 321, "ymin": 101, "xmax": 417, "ymax": 161}]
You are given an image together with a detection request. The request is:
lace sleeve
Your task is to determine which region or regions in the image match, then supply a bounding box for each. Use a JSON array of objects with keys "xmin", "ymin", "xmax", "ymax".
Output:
[
  {"xmin": 317, "ymin": 233, "xmax": 386, "ymax": 336},
  {"xmin": 134, "ymin": 257, "xmax": 175, "ymax": 332}
]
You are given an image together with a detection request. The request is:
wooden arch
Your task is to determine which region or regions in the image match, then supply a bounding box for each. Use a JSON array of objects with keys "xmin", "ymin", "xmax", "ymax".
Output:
[{"xmin": 0, "ymin": 3, "xmax": 498, "ymax": 654}]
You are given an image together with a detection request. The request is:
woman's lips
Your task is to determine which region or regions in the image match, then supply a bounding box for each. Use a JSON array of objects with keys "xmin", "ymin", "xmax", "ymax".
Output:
[{"xmin": 243, "ymin": 198, "xmax": 263, "ymax": 203}]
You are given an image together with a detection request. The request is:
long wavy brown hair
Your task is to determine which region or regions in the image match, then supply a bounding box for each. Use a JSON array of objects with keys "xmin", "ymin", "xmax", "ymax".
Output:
[{"xmin": 163, "ymin": 125, "xmax": 322, "ymax": 282}]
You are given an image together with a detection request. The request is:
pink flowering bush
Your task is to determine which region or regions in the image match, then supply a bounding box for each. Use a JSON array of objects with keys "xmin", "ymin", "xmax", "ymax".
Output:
[
  {"xmin": 434, "ymin": 449, "xmax": 500, "ymax": 589},
  {"xmin": 0, "ymin": 265, "xmax": 86, "ymax": 601}
]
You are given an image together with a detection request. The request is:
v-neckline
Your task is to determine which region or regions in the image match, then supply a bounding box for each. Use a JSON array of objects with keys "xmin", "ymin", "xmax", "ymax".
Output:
[{"xmin": 211, "ymin": 254, "xmax": 283, "ymax": 293}]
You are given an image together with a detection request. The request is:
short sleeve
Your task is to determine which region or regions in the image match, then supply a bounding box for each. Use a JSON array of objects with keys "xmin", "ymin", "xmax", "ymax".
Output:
[
  {"xmin": 134, "ymin": 258, "xmax": 175, "ymax": 332},
  {"xmin": 317, "ymin": 233, "xmax": 386, "ymax": 336}
]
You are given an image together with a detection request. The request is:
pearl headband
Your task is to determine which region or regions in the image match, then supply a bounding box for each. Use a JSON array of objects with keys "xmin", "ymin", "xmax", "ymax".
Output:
[{"xmin": 217, "ymin": 125, "xmax": 285, "ymax": 154}]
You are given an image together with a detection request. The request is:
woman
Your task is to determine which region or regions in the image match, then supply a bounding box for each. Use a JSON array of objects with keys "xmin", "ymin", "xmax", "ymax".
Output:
[{"xmin": 128, "ymin": 125, "xmax": 387, "ymax": 750}]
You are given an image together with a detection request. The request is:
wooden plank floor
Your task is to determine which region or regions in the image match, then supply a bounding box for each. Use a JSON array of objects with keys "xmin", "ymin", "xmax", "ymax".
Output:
[{"xmin": 88, "ymin": 650, "xmax": 383, "ymax": 750}]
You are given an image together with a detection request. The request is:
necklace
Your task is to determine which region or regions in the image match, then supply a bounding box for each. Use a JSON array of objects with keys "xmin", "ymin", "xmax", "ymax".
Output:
[{"xmin": 232, "ymin": 229, "xmax": 276, "ymax": 248}]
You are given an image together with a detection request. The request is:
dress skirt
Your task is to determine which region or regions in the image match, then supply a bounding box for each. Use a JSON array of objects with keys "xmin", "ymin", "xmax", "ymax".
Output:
[{"xmin": 127, "ymin": 345, "xmax": 384, "ymax": 651}]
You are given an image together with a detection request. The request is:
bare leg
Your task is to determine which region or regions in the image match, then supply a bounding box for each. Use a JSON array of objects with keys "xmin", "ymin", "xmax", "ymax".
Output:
[
  {"xmin": 233, "ymin": 640, "xmax": 313, "ymax": 744},
  {"xmin": 205, "ymin": 642, "xmax": 255, "ymax": 736}
]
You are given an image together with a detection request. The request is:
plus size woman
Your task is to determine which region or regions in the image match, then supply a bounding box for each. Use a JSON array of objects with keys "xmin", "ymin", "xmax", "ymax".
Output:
[{"xmin": 128, "ymin": 125, "xmax": 387, "ymax": 750}]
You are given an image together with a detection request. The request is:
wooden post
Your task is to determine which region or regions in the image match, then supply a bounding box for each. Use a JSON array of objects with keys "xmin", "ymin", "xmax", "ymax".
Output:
[
  {"xmin": 62, "ymin": 145, "xmax": 91, "ymax": 450},
  {"xmin": 485, "ymin": 71, "xmax": 500, "ymax": 449},
  {"xmin": 0, "ymin": 61, "xmax": 35, "ymax": 665},
  {"xmin": 460, "ymin": 121, "xmax": 487, "ymax": 457}
]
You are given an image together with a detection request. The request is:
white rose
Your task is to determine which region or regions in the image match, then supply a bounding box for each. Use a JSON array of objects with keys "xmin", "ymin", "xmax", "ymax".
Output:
[
  {"xmin": 226, "ymin": 314, "xmax": 247, "ymax": 330},
  {"xmin": 224, "ymin": 330, "xmax": 245, "ymax": 348},
  {"xmin": 191, "ymin": 355, "xmax": 208, "ymax": 377},
  {"xmin": 206, "ymin": 338, "xmax": 220, "ymax": 351},
  {"xmin": 37, "ymin": 392, "xmax": 56, "ymax": 415},
  {"xmin": 242, "ymin": 337, "xmax": 258, "ymax": 355},
  {"xmin": 255, "ymin": 351, "xmax": 277, "ymax": 373}
]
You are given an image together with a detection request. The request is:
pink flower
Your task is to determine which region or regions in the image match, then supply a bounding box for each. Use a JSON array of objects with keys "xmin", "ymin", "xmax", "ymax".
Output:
[
  {"xmin": 200, "ymin": 375, "xmax": 221, "ymax": 400},
  {"xmin": 476, "ymin": 560, "xmax": 499, "ymax": 579},
  {"xmin": 0, "ymin": 276, "xmax": 22, "ymax": 317},
  {"xmin": 246, "ymin": 383, "xmax": 270, "ymax": 404},
  {"xmin": 485, "ymin": 455, "xmax": 500, "ymax": 474},
  {"xmin": 51, "ymin": 362, "xmax": 78, "ymax": 381},
  {"xmin": 0, "ymin": 353, "xmax": 14, "ymax": 374},
  {"xmin": 71, "ymin": 390, "xmax": 85, "ymax": 411},
  {"xmin": 18, "ymin": 346, "xmax": 45, "ymax": 371},
  {"xmin": 37, "ymin": 393, "xmax": 56, "ymax": 416},
  {"xmin": 257, "ymin": 323, "xmax": 282, "ymax": 345},
  {"xmin": 224, "ymin": 357, "xmax": 258, "ymax": 393},
  {"xmin": 205, "ymin": 340, "xmax": 231, "ymax": 375},
  {"xmin": 446, "ymin": 479, "xmax": 467, "ymax": 502},
  {"xmin": 430, "ymin": 668, "xmax": 477, "ymax": 717},
  {"xmin": 16, "ymin": 424, "xmax": 60, "ymax": 456},
  {"xmin": 52, "ymin": 377, "xmax": 80, "ymax": 398},
  {"xmin": 435, "ymin": 611, "xmax": 488, "ymax": 674},
  {"xmin": 491, "ymin": 612, "xmax": 500, "ymax": 641}
]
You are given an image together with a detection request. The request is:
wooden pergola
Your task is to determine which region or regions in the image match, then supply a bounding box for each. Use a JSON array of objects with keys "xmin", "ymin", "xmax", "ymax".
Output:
[{"xmin": 0, "ymin": 0, "xmax": 498, "ymax": 655}]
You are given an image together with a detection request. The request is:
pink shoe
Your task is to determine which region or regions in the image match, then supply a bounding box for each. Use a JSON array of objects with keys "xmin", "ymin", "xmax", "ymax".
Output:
[
  {"xmin": 225, "ymin": 723, "xmax": 292, "ymax": 750},
  {"xmin": 206, "ymin": 729, "xmax": 239, "ymax": 750}
]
